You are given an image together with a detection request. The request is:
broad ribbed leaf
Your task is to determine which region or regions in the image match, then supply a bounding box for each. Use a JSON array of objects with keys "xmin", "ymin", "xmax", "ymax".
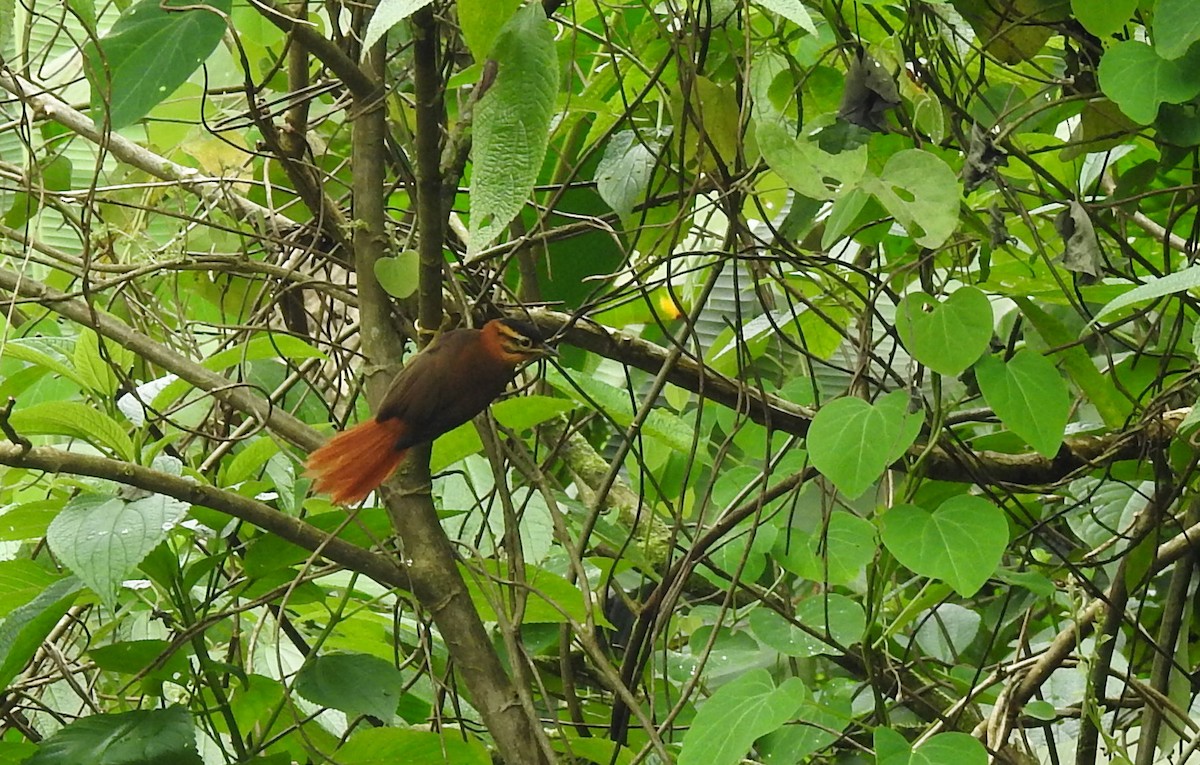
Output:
[
  {"xmin": 467, "ymin": 3, "xmax": 557, "ymax": 255},
  {"xmin": 27, "ymin": 706, "xmax": 201, "ymax": 765},
  {"xmin": 84, "ymin": 0, "xmax": 231, "ymax": 129},
  {"xmin": 9, "ymin": 401, "xmax": 135, "ymax": 460},
  {"xmin": 295, "ymin": 654, "xmax": 405, "ymax": 721},
  {"xmin": 678, "ymin": 669, "xmax": 806, "ymax": 765},
  {"xmin": 975, "ymin": 350, "xmax": 1069, "ymax": 457},
  {"xmin": 881, "ymin": 496, "xmax": 1008, "ymax": 597},
  {"xmin": 896, "ymin": 287, "xmax": 993, "ymax": 376},
  {"xmin": 47, "ymin": 492, "xmax": 189, "ymax": 609}
]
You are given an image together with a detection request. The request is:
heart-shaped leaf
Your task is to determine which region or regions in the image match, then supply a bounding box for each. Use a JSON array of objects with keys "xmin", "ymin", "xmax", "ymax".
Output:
[
  {"xmin": 880, "ymin": 496, "xmax": 1008, "ymax": 597},
  {"xmin": 975, "ymin": 350, "xmax": 1069, "ymax": 458},
  {"xmin": 808, "ymin": 390, "xmax": 923, "ymax": 498},
  {"xmin": 678, "ymin": 669, "xmax": 806, "ymax": 765},
  {"xmin": 896, "ymin": 287, "xmax": 993, "ymax": 376},
  {"xmin": 373, "ymin": 250, "xmax": 419, "ymax": 298}
]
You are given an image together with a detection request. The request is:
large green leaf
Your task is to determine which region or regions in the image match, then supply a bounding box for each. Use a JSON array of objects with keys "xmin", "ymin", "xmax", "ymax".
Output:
[
  {"xmin": 1071, "ymin": 0, "xmax": 1136, "ymax": 38},
  {"xmin": 336, "ymin": 728, "xmax": 490, "ymax": 765},
  {"xmin": 749, "ymin": 594, "xmax": 866, "ymax": 657},
  {"xmin": 1093, "ymin": 264, "xmax": 1200, "ymax": 322},
  {"xmin": 295, "ymin": 654, "xmax": 405, "ymax": 722},
  {"xmin": 1099, "ymin": 40, "xmax": 1200, "ymax": 123},
  {"xmin": 975, "ymin": 350, "xmax": 1070, "ymax": 458},
  {"xmin": 84, "ymin": 0, "xmax": 232, "ymax": 129},
  {"xmin": 1154, "ymin": 0, "xmax": 1200, "ymax": 59},
  {"xmin": 864, "ymin": 149, "xmax": 962, "ymax": 248},
  {"xmin": 47, "ymin": 492, "xmax": 189, "ymax": 609},
  {"xmin": 596, "ymin": 130, "xmax": 660, "ymax": 219},
  {"xmin": 895, "ymin": 286, "xmax": 993, "ymax": 376},
  {"xmin": 756, "ymin": 118, "xmax": 867, "ymax": 200},
  {"xmin": 678, "ymin": 669, "xmax": 806, "ymax": 765},
  {"xmin": 26, "ymin": 706, "xmax": 201, "ymax": 765},
  {"xmin": 9, "ymin": 401, "xmax": 135, "ymax": 460},
  {"xmin": 774, "ymin": 512, "xmax": 878, "ymax": 586},
  {"xmin": 1013, "ymin": 297, "xmax": 1129, "ymax": 427},
  {"xmin": 1, "ymin": 340, "xmax": 88, "ymax": 389},
  {"xmin": 457, "ymin": 0, "xmax": 523, "ymax": 60},
  {"xmin": 467, "ymin": 3, "xmax": 557, "ymax": 254},
  {"xmin": 807, "ymin": 390, "xmax": 922, "ymax": 498},
  {"xmin": 360, "ymin": 0, "xmax": 434, "ymax": 52},
  {"xmin": 880, "ymin": 496, "xmax": 1008, "ymax": 597},
  {"xmin": 0, "ymin": 578, "xmax": 83, "ymax": 691}
]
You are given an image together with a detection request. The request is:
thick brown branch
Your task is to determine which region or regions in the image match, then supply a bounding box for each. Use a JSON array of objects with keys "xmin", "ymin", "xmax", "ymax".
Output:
[
  {"xmin": 0, "ymin": 266, "xmax": 321, "ymax": 453},
  {"xmin": 0, "ymin": 444, "xmax": 407, "ymax": 587},
  {"xmin": 527, "ymin": 309, "xmax": 1189, "ymax": 487}
]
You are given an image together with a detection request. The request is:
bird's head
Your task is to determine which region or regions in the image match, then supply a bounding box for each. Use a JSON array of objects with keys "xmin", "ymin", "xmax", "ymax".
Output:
[{"xmin": 484, "ymin": 318, "xmax": 557, "ymax": 365}]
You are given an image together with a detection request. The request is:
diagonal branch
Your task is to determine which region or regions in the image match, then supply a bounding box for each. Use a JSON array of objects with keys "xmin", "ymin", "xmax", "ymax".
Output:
[
  {"xmin": 0, "ymin": 444, "xmax": 407, "ymax": 587},
  {"xmin": 527, "ymin": 309, "xmax": 1189, "ymax": 487},
  {"xmin": 0, "ymin": 266, "xmax": 321, "ymax": 453}
]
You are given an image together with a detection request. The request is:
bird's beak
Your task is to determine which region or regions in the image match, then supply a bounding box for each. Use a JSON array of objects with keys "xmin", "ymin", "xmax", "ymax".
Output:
[{"xmin": 535, "ymin": 343, "xmax": 558, "ymax": 358}]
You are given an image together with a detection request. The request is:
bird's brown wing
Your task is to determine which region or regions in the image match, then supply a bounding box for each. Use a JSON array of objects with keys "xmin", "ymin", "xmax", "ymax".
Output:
[{"xmin": 375, "ymin": 329, "xmax": 513, "ymax": 448}]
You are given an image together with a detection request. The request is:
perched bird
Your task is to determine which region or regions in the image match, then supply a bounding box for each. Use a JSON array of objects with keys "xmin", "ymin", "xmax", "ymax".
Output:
[{"xmin": 305, "ymin": 317, "xmax": 555, "ymax": 505}]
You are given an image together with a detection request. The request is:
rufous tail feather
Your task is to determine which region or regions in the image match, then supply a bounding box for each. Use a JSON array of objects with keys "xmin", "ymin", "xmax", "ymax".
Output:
[{"xmin": 304, "ymin": 418, "xmax": 407, "ymax": 505}]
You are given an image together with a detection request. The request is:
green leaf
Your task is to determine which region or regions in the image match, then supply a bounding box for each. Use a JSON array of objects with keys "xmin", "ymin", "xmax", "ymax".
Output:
[
  {"xmin": 84, "ymin": 0, "xmax": 232, "ymax": 129},
  {"xmin": 47, "ymin": 492, "xmax": 190, "ymax": 609},
  {"xmin": 0, "ymin": 578, "xmax": 83, "ymax": 691},
  {"xmin": 975, "ymin": 350, "xmax": 1070, "ymax": 458},
  {"xmin": 1013, "ymin": 297, "xmax": 1129, "ymax": 427},
  {"xmin": 545, "ymin": 369, "xmax": 694, "ymax": 453},
  {"xmin": 468, "ymin": 3, "xmax": 558, "ymax": 255},
  {"xmin": 9, "ymin": 401, "xmax": 135, "ymax": 460},
  {"xmin": 0, "ymin": 340, "xmax": 88, "ymax": 389},
  {"xmin": 1154, "ymin": 0, "xmax": 1200, "ymax": 59},
  {"xmin": 757, "ymin": 686, "xmax": 853, "ymax": 764},
  {"xmin": 678, "ymin": 669, "xmax": 806, "ymax": 765},
  {"xmin": 360, "ymin": 0, "xmax": 433, "ymax": 53},
  {"xmin": 875, "ymin": 726, "xmax": 912, "ymax": 765},
  {"xmin": 464, "ymin": 560, "xmax": 609, "ymax": 627},
  {"xmin": 336, "ymin": 728, "xmax": 490, "ymax": 765},
  {"xmin": 457, "ymin": 0, "xmax": 522, "ymax": 60},
  {"xmin": 373, "ymin": 250, "xmax": 419, "ymax": 299},
  {"xmin": 490, "ymin": 394, "xmax": 577, "ymax": 431},
  {"xmin": 1071, "ymin": 0, "xmax": 1135, "ymax": 38},
  {"xmin": 0, "ymin": 502, "xmax": 58, "ymax": 542},
  {"xmin": 1093, "ymin": 264, "xmax": 1200, "ymax": 322},
  {"xmin": 596, "ymin": 130, "xmax": 659, "ymax": 219},
  {"xmin": 807, "ymin": 390, "xmax": 922, "ymax": 498},
  {"xmin": 864, "ymin": 149, "xmax": 962, "ymax": 248},
  {"xmin": 753, "ymin": 0, "xmax": 816, "ymax": 34},
  {"xmin": 880, "ymin": 496, "xmax": 1008, "ymax": 597},
  {"xmin": 88, "ymin": 639, "xmax": 190, "ymax": 684},
  {"xmin": 26, "ymin": 706, "xmax": 201, "ymax": 765},
  {"xmin": 223, "ymin": 436, "xmax": 281, "ymax": 485},
  {"xmin": 73, "ymin": 329, "xmax": 132, "ymax": 396},
  {"xmin": 295, "ymin": 654, "xmax": 405, "ymax": 721},
  {"xmin": 756, "ymin": 118, "xmax": 867, "ymax": 200},
  {"xmin": 1099, "ymin": 40, "xmax": 1200, "ymax": 123},
  {"xmin": 895, "ymin": 286, "xmax": 993, "ymax": 376},
  {"xmin": 0, "ymin": 560, "xmax": 64, "ymax": 618},
  {"xmin": 775, "ymin": 511, "xmax": 878, "ymax": 586},
  {"xmin": 911, "ymin": 732, "xmax": 989, "ymax": 765},
  {"xmin": 749, "ymin": 594, "xmax": 866, "ymax": 657}
]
